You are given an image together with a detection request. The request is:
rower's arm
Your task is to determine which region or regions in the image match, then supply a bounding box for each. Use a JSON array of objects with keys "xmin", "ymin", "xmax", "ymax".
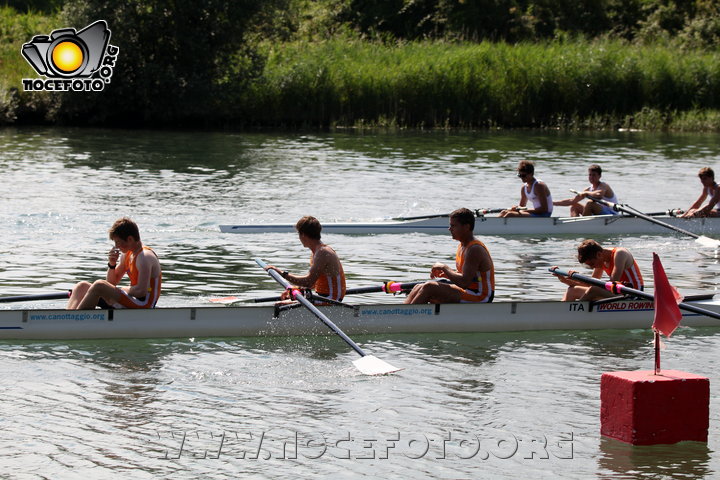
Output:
[
  {"xmin": 107, "ymin": 255, "xmax": 125, "ymax": 285},
  {"xmin": 584, "ymin": 183, "xmax": 612, "ymax": 200},
  {"xmin": 285, "ymin": 251, "xmax": 326, "ymax": 287},
  {"xmin": 591, "ymin": 266, "xmax": 605, "ymax": 280},
  {"xmin": 518, "ymin": 186, "xmax": 528, "ymax": 208},
  {"xmin": 553, "ymin": 195, "xmax": 582, "ymax": 206},
  {"xmin": 608, "ymin": 249, "xmax": 633, "ymax": 283},
  {"xmin": 688, "ymin": 191, "xmax": 707, "ymax": 211}
]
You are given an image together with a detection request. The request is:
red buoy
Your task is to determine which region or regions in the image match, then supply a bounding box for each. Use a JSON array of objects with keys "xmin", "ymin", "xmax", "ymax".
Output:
[{"xmin": 601, "ymin": 370, "xmax": 709, "ymax": 445}]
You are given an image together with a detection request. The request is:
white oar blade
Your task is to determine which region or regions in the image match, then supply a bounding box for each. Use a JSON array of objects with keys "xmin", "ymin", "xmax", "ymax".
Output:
[
  {"xmin": 352, "ymin": 355, "xmax": 403, "ymax": 375},
  {"xmin": 696, "ymin": 236, "xmax": 720, "ymax": 248}
]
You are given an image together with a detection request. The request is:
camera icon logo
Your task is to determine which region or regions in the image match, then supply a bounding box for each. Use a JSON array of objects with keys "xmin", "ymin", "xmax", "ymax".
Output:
[{"xmin": 21, "ymin": 20, "xmax": 119, "ymax": 92}]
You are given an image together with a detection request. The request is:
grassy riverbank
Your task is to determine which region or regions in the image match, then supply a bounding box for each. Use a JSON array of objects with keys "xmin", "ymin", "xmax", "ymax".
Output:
[
  {"xmin": 242, "ymin": 39, "xmax": 720, "ymax": 131},
  {"xmin": 2, "ymin": 6, "xmax": 720, "ymax": 131}
]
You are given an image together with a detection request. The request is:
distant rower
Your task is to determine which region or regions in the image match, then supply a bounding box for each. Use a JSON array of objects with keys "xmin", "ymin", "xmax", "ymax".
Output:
[
  {"xmin": 499, "ymin": 160, "xmax": 553, "ymax": 218},
  {"xmin": 553, "ymin": 164, "xmax": 619, "ymax": 216},
  {"xmin": 681, "ymin": 167, "xmax": 720, "ymax": 218}
]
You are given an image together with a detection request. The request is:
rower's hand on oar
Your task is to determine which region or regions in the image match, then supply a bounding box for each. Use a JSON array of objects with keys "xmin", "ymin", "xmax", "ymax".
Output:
[
  {"xmin": 264, "ymin": 265, "xmax": 290, "ymax": 279},
  {"xmin": 279, "ymin": 286, "xmax": 305, "ymax": 301},
  {"xmin": 551, "ymin": 266, "xmax": 576, "ymax": 286}
]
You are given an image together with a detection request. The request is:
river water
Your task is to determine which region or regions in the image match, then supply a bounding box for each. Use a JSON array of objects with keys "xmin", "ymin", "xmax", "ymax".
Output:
[{"xmin": 1, "ymin": 127, "xmax": 719, "ymax": 478}]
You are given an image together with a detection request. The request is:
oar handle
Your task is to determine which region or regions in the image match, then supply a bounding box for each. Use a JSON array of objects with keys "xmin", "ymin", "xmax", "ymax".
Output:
[
  {"xmin": 0, "ymin": 291, "xmax": 71, "ymax": 303},
  {"xmin": 255, "ymin": 258, "xmax": 367, "ymax": 356},
  {"xmin": 251, "ymin": 280, "xmax": 425, "ymax": 303},
  {"xmin": 549, "ymin": 268, "xmax": 720, "ymax": 320},
  {"xmin": 394, "ymin": 207, "xmax": 518, "ymax": 221}
]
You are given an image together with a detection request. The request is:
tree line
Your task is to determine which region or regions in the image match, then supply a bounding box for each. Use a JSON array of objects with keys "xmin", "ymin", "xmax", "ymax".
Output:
[{"xmin": 2, "ymin": 0, "xmax": 719, "ymax": 128}]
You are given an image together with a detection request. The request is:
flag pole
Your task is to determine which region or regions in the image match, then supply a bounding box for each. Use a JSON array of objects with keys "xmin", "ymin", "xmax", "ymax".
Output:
[{"xmin": 654, "ymin": 330, "xmax": 661, "ymax": 375}]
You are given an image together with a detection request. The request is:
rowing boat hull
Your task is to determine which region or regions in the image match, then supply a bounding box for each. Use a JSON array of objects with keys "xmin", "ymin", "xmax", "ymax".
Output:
[
  {"xmin": 1, "ymin": 298, "xmax": 718, "ymax": 340},
  {"xmin": 220, "ymin": 215, "xmax": 720, "ymax": 235}
]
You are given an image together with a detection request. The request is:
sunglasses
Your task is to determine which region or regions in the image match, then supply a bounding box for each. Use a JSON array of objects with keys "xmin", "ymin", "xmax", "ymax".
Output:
[{"xmin": 517, "ymin": 171, "xmax": 529, "ymax": 177}]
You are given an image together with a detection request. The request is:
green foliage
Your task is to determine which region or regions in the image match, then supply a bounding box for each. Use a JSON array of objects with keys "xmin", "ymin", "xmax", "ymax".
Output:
[
  {"xmin": 55, "ymin": 0, "xmax": 286, "ymax": 125},
  {"xmin": 277, "ymin": 0, "xmax": 720, "ymax": 46},
  {"xmin": 4, "ymin": 0, "xmax": 63, "ymax": 13},
  {"xmin": 0, "ymin": 6, "xmax": 60, "ymax": 124},
  {"xmin": 241, "ymin": 38, "xmax": 720, "ymax": 129},
  {"xmin": 2, "ymin": 0, "xmax": 720, "ymax": 129}
]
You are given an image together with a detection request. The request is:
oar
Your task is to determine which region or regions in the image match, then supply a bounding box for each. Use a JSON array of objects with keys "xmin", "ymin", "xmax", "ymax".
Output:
[
  {"xmin": 210, "ymin": 280, "xmax": 429, "ymax": 304},
  {"xmin": 255, "ymin": 258, "xmax": 402, "ymax": 375},
  {"xmin": 571, "ymin": 190, "xmax": 720, "ymax": 248},
  {"xmin": 0, "ymin": 291, "xmax": 71, "ymax": 303},
  {"xmin": 393, "ymin": 207, "xmax": 513, "ymax": 221},
  {"xmin": 549, "ymin": 268, "xmax": 720, "ymax": 320}
]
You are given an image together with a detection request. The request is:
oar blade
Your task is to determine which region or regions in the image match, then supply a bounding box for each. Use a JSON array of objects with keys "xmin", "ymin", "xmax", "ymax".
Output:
[
  {"xmin": 208, "ymin": 296, "xmax": 241, "ymax": 304},
  {"xmin": 352, "ymin": 355, "xmax": 403, "ymax": 376},
  {"xmin": 696, "ymin": 235, "xmax": 720, "ymax": 248}
]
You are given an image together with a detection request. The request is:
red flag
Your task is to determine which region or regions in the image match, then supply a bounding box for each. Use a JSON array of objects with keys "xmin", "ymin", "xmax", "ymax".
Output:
[{"xmin": 652, "ymin": 253, "xmax": 683, "ymax": 337}]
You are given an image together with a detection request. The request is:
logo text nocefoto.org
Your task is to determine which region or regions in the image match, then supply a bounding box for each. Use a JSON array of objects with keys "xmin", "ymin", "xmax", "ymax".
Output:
[{"xmin": 21, "ymin": 20, "xmax": 119, "ymax": 92}]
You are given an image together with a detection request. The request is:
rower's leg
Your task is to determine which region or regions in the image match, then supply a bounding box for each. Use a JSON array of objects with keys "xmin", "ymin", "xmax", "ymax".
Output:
[
  {"xmin": 74, "ymin": 280, "xmax": 121, "ymax": 310},
  {"xmin": 570, "ymin": 203, "xmax": 584, "ymax": 217},
  {"xmin": 578, "ymin": 285, "xmax": 615, "ymax": 301},
  {"xmin": 563, "ymin": 285, "xmax": 589, "ymax": 301},
  {"xmin": 405, "ymin": 282, "xmax": 462, "ymax": 304},
  {"xmin": 583, "ymin": 202, "xmax": 602, "ymax": 216},
  {"xmin": 67, "ymin": 281, "xmax": 91, "ymax": 309}
]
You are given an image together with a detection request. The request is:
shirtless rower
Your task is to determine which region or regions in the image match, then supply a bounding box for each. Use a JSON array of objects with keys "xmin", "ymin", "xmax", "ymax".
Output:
[
  {"xmin": 553, "ymin": 164, "xmax": 619, "ymax": 216},
  {"xmin": 264, "ymin": 216, "xmax": 346, "ymax": 304},
  {"xmin": 405, "ymin": 208, "xmax": 494, "ymax": 304},
  {"xmin": 553, "ymin": 239, "xmax": 644, "ymax": 302},
  {"xmin": 68, "ymin": 217, "xmax": 162, "ymax": 310},
  {"xmin": 499, "ymin": 160, "xmax": 553, "ymax": 217},
  {"xmin": 681, "ymin": 167, "xmax": 720, "ymax": 218}
]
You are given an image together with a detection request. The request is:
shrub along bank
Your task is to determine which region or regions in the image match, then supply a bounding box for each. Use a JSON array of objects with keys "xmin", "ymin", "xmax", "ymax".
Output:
[{"xmin": 2, "ymin": 5, "xmax": 720, "ymax": 131}]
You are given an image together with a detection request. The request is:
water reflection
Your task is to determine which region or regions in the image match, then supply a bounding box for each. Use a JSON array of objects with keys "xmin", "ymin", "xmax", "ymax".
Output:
[{"xmin": 598, "ymin": 436, "xmax": 713, "ymax": 479}]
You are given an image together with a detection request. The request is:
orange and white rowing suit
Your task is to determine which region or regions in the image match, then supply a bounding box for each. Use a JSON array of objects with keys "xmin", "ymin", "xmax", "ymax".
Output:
[
  {"xmin": 602, "ymin": 248, "xmax": 643, "ymax": 290},
  {"xmin": 311, "ymin": 248, "xmax": 346, "ymax": 304},
  {"xmin": 115, "ymin": 246, "xmax": 162, "ymax": 308},
  {"xmin": 456, "ymin": 239, "xmax": 494, "ymax": 303}
]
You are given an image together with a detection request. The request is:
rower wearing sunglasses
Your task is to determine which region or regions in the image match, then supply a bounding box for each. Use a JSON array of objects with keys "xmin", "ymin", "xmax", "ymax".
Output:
[{"xmin": 499, "ymin": 160, "xmax": 553, "ymax": 218}]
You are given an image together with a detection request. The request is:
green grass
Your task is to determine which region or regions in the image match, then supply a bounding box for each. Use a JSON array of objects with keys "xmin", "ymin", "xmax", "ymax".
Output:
[
  {"xmin": 0, "ymin": 6, "xmax": 59, "ymax": 123},
  {"xmin": 241, "ymin": 39, "xmax": 720, "ymax": 130}
]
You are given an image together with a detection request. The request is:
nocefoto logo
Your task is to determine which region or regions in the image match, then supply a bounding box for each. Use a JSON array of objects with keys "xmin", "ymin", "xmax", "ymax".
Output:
[{"xmin": 21, "ymin": 20, "xmax": 119, "ymax": 92}]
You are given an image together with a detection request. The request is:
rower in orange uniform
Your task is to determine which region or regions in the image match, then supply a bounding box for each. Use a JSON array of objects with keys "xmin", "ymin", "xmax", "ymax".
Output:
[
  {"xmin": 264, "ymin": 216, "xmax": 346, "ymax": 304},
  {"xmin": 553, "ymin": 239, "xmax": 643, "ymax": 302},
  {"xmin": 405, "ymin": 208, "xmax": 494, "ymax": 304},
  {"xmin": 68, "ymin": 217, "xmax": 162, "ymax": 310}
]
